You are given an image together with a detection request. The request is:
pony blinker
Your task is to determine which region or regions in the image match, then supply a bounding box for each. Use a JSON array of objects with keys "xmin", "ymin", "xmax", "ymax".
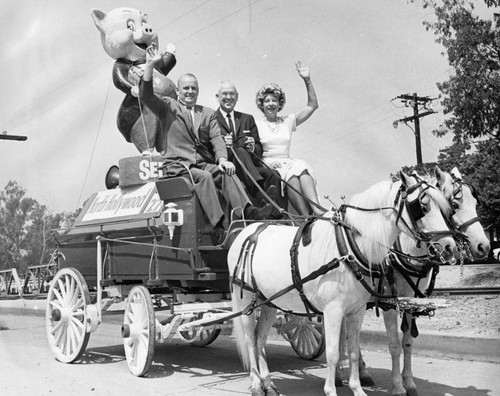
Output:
[{"xmin": 407, "ymin": 196, "xmax": 425, "ymax": 221}]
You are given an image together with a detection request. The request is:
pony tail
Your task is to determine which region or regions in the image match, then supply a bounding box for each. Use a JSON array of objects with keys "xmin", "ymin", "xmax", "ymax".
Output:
[{"xmin": 232, "ymin": 315, "xmax": 251, "ymax": 371}]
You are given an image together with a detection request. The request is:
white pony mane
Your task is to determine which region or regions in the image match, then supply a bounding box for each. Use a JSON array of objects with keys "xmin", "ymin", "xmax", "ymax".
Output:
[
  {"xmin": 344, "ymin": 180, "xmax": 399, "ymax": 264},
  {"xmin": 345, "ymin": 175, "xmax": 452, "ymax": 264},
  {"xmin": 411, "ymin": 172, "xmax": 453, "ymax": 217}
]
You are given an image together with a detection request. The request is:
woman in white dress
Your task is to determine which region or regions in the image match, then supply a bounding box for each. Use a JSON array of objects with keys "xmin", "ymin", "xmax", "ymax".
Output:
[{"xmin": 255, "ymin": 61, "xmax": 322, "ymax": 216}]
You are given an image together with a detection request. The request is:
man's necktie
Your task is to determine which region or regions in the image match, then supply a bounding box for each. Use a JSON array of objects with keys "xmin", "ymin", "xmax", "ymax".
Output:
[
  {"xmin": 226, "ymin": 112, "xmax": 235, "ymax": 136},
  {"xmin": 187, "ymin": 107, "xmax": 194, "ymax": 125}
]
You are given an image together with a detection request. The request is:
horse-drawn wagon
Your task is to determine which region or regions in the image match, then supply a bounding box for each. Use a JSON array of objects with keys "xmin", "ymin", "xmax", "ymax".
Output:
[
  {"xmin": 44, "ymin": 154, "xmax": 488, "ymax": 395},
  {"xmin": 44, "ymin": 156, "xmax": 324, "ymax": 377}
]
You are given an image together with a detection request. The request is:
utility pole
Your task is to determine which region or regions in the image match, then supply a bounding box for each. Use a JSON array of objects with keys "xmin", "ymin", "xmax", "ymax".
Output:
[{"xmin": 392, "ymin": 93, "xmax": 435, "ymax": 166}]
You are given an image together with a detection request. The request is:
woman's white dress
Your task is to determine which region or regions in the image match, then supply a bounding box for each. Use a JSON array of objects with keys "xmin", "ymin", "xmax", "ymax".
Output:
[{"xmin": 256, "ymin": 113, "xmax": 316, "ymax": 184}]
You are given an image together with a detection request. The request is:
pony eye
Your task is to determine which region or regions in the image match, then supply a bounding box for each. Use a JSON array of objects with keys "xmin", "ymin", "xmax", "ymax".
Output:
[
  {"xmin": 127, "ymin": 21, "xmax": 135, "ymax": 31},
  {"xmin": 452, "ymin": 201, "xmax": 459, "ymax": 210}
]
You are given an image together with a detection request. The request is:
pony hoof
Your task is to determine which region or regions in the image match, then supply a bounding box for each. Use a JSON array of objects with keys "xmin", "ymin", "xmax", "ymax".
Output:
[
  {"xmin": 360, "ymin": 374, "xmax": 375, "ymax": 387},
  {"xmin": 266, "ymin": 387, "xmax": 280, "ymax": 396},
  {"xmin": 251, "ymin": 388, "xmax": 266, "ymax": 396},
  {"xmin": 406, "ymin": 389, "xmax": 418, "ymax": 396}
]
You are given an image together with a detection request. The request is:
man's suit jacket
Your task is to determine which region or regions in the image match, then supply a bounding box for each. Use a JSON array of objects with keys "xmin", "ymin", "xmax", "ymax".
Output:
[
  {"xmin": 139, "ymin": 79, "xmax": 227, "ymax": 174},
  {"xmin": 216, "ymin": 110, "xmax": 263, "ymax": 164}
]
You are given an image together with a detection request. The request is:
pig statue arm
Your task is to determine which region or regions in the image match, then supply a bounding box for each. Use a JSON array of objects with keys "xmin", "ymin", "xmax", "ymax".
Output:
[
  {"xmin": 112, "ymin": 60, "xmax": 139, "ymax": 95},
  {"xmin": 157, "ymin": 45, "xmax": 177, "ymax": 76}
]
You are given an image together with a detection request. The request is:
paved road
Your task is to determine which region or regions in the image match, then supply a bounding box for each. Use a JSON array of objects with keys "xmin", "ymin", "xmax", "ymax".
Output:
[{"xmin": 1, "ymin": 310, "xmax": 499, "ymax": 396}]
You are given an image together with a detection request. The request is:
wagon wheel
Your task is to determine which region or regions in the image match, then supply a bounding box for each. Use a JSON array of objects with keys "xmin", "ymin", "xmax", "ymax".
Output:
[
  {"xmin": 284, "ymin": 314, "xmax": 325, "ymax": 360},
  {"xmin": 45, "ymin": 267, "xmax": 91, "ymax": 363},
  {"xmin": 122, "ymin": 285, "xmax": 155, "ymax": 377},
  {"xmin": 179, "ymin": 313, "xmax": 221, "ymax": 346}
]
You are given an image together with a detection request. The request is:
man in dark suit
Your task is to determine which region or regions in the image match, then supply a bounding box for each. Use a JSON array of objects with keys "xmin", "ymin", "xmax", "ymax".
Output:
[
  {"xmin": 139, "ymin": 45, "xmax": 272, "ymax": 230},
  {"xmin": 215, "ymin": 80, "xmax": 286, "ymax": 212}
]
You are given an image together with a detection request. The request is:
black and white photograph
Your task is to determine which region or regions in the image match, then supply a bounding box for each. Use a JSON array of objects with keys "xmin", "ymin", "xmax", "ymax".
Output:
[{"xmin": 1, "ymin": 1, "xmax": 499, "ymax": 395}]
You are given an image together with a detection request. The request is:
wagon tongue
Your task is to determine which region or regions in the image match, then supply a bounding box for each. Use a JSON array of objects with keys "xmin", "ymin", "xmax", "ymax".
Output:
[{"xmin": 177, "ymin": 312, "xmax": 235, "ymax": 333}]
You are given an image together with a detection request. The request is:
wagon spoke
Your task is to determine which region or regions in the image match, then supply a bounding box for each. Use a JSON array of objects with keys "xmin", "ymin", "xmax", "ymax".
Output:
[
  {"xmin": 49, "ymin": 300, "xmax": 63, "ymax": 311},
  {"xmin": 67, "ymin": 277, "xmax": 76, "ymax": 304},
  {"xmin": 70, "ymin": 316, "xmax": 84, "ymax": 331},
  {"xmin": 57, "ymin": 277, "xmax": 67, "ymax": 301},
  {"xmin": 51, "ymin": 319, "xmax": 64, "ymax": 336},
  {"xmin": 68, "ymin": 322, "xmax": 78, "ymax": 354},
  {"xmin": 130, "ymin": 340, "xmax": 138, "ymax": 367},
  {"xmin": 126, "ymin": 309, "xmax": 134, "ymax": 324},
  {"xmin": 130, "ymin": 302, "xmax": 139, "ymax": 321},
  {"xmin": 304, "ymin": 330, "xmax": 314, "ymax": 353},
  {"xmin": 52, "ymin": 288, "xmax": 64, "ymax": 306},
  {"xmin": 68, "ymin": 280, "xmax": 79, "ymax": 309},
  {"xmin": 72, "ymin": 297, "xmax": 85, "ymax": 311},
  {"xmin": 54, "ymin": 323, "xmax": 65, "ymax": 348},
  {"xmin": 65, "ymin": 326, "xmax": 72, "ymax": 356}
]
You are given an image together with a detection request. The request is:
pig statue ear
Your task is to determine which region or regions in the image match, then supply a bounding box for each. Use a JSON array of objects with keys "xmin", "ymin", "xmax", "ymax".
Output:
[{"xmin": 91, "ymin": 9, "xmax": 107, "ymax": 33}]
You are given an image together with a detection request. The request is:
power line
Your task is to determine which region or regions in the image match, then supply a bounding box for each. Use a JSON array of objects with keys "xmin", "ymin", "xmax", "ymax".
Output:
[
  {"xmin": 176, "ymin": 0, "xmax": 263, "ymax": 44},
  {"xmin": 0, "ymin": 1, "xmax": 226, "ymax": 130}
]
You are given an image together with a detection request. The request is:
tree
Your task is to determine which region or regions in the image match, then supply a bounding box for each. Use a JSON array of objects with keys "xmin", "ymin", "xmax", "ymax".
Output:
[
  {"xmin": 0, "ymin": 181, "xmax": 37, "ymax": 271},
  {"xmin": 395, "ymin": 138, "xmax": 500, "ymax": 242},
  {"xmin": 0, "ymin": 181, "xmax": 81, "ymax": 272},
  {"xmin": 438, "ymin": 138, "xmax": 500, "ymax": 234},
  {"xmin": 421, "ymin": 0, "xmax": 500, "ymax": 142}
]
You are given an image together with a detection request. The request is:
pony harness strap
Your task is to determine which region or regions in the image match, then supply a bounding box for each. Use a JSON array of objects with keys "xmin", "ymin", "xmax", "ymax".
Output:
[{"xmin": 231, "ymin": 220, "xmax": 341, "ymax": 316}]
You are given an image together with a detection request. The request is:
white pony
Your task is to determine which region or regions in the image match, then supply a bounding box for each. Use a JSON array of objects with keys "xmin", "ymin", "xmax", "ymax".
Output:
[
  {"xmin": 353, "ymin": 166, "xmax": 490, "ymax": 396},
  {"xmin": 228, "ymin": 172, "xmax": 456, "ymax": 396}
]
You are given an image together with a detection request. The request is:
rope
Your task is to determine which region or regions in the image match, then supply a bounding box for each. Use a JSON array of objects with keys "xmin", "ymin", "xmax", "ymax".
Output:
[
  {"xmin": 137, "ymin": 95, "xmax": 153, "ymax": 155},
  {"xmin": 76, "ymin": 78, "xmax": 112, "ymax": 209}
]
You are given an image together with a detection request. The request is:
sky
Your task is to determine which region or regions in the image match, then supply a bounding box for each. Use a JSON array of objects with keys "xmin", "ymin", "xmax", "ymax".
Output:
[{"xmin": 0, "ymin": 0, "xmax": 495, "ymax": 214}]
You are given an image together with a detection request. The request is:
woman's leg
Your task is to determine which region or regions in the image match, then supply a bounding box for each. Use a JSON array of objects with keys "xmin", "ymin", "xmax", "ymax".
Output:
[
  {"xmin": 299, "ymin": 172, "xmax": 323, "ymax": 215},
  {"xmin": 286, "ymin": 176, "xmax": 310, "ymax": 215}
]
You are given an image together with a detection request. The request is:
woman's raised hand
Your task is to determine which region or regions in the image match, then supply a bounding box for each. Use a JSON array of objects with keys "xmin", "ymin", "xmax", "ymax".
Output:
[{"xmin": 295, "ymin": 60, "xmax": 310, "ymax": 80}]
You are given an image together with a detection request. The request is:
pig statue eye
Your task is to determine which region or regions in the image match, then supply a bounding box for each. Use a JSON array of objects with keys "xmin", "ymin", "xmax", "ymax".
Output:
[{"xmin": 127, "ymin": 21, "xmax": 135, "ymax": 31}]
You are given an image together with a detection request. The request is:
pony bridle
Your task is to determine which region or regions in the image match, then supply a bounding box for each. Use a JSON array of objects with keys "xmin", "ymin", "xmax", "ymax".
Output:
[
  {"xmin": 393, "ymin": 177, "xmax": 454, "ymax": 260},
  {"xmin": 448, "ymin": 177, "xmax": 482, "ymax": 232},
  {"xmin": 443, "ymin": 177, "xmax": 482, "ymax": 262}
]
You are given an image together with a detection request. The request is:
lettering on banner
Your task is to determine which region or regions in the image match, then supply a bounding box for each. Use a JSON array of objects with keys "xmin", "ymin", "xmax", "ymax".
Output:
[
  {"xmin": 82, "ymin": 183, "xmax": 156, "ymax": 221},
  {"xmin": 139, "ymin": 160, "xmax": 164, "ymax": 180},
  {"xmin": 144, "ymin": 192, "xmax": 164, "ymax": 214}
]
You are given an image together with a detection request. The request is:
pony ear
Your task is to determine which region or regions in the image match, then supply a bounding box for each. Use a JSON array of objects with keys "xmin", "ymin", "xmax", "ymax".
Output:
[
  {"xmin": 450, "ymin": 166, "xmax": 462, "ymax": 181},
  {"xmin": 434, "ymin": 165, "xmax": 446, "ymax": 186},
  {"xmin": 399, "ymin": 171, "xmax": 411, "ymax": 188}
]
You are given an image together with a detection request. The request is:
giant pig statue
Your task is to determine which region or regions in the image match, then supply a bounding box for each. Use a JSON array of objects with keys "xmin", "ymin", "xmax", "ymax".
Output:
[{"xmin": 91, "ymin": 7, "xmax": 177, "ymax": 155}]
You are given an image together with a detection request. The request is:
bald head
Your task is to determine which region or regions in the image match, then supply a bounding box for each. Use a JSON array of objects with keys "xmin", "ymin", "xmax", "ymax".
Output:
[
  {"xmin": 177, "ymin": 73, "xmax": 199, "ymax": 107},
  {"xmin": 216, "ymin": 80, "xmax": 239, "ymax": 113}
]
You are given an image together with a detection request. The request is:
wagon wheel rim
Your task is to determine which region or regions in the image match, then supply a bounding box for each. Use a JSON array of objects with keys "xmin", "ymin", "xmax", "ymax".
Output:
[
  {"xmin": 284, "ymin": 314, "xmax": 325, "ymax": 360},
  {"xmin": 122, "ymin": 286, "xmax": 155, "ymax": 377},
  {"xmin": 45, "ymin": 267, "xmax": 91, "ymax": 363},
  {"xmin": 179, "ymin": 313, "xmax": 221, "ymax": 346}
]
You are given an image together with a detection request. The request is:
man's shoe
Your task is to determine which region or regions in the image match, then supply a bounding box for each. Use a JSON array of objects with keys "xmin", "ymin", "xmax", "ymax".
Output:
[
  {"xmin": 213, "ymin": 224, "xmax": 226, "ymax": 245},
  {"xmin": 244, "ymin": 203, "xmax": 274, "ymax": 220},
  {"xmin": 264, "ymin": 185, "xmax": 278, "ymax": 200}
]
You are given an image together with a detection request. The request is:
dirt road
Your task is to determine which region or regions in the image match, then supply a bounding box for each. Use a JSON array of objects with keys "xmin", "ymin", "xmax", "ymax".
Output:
[{"xmin": 1, "ymin": 310, "xmax": 499, "ymax": 396}]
